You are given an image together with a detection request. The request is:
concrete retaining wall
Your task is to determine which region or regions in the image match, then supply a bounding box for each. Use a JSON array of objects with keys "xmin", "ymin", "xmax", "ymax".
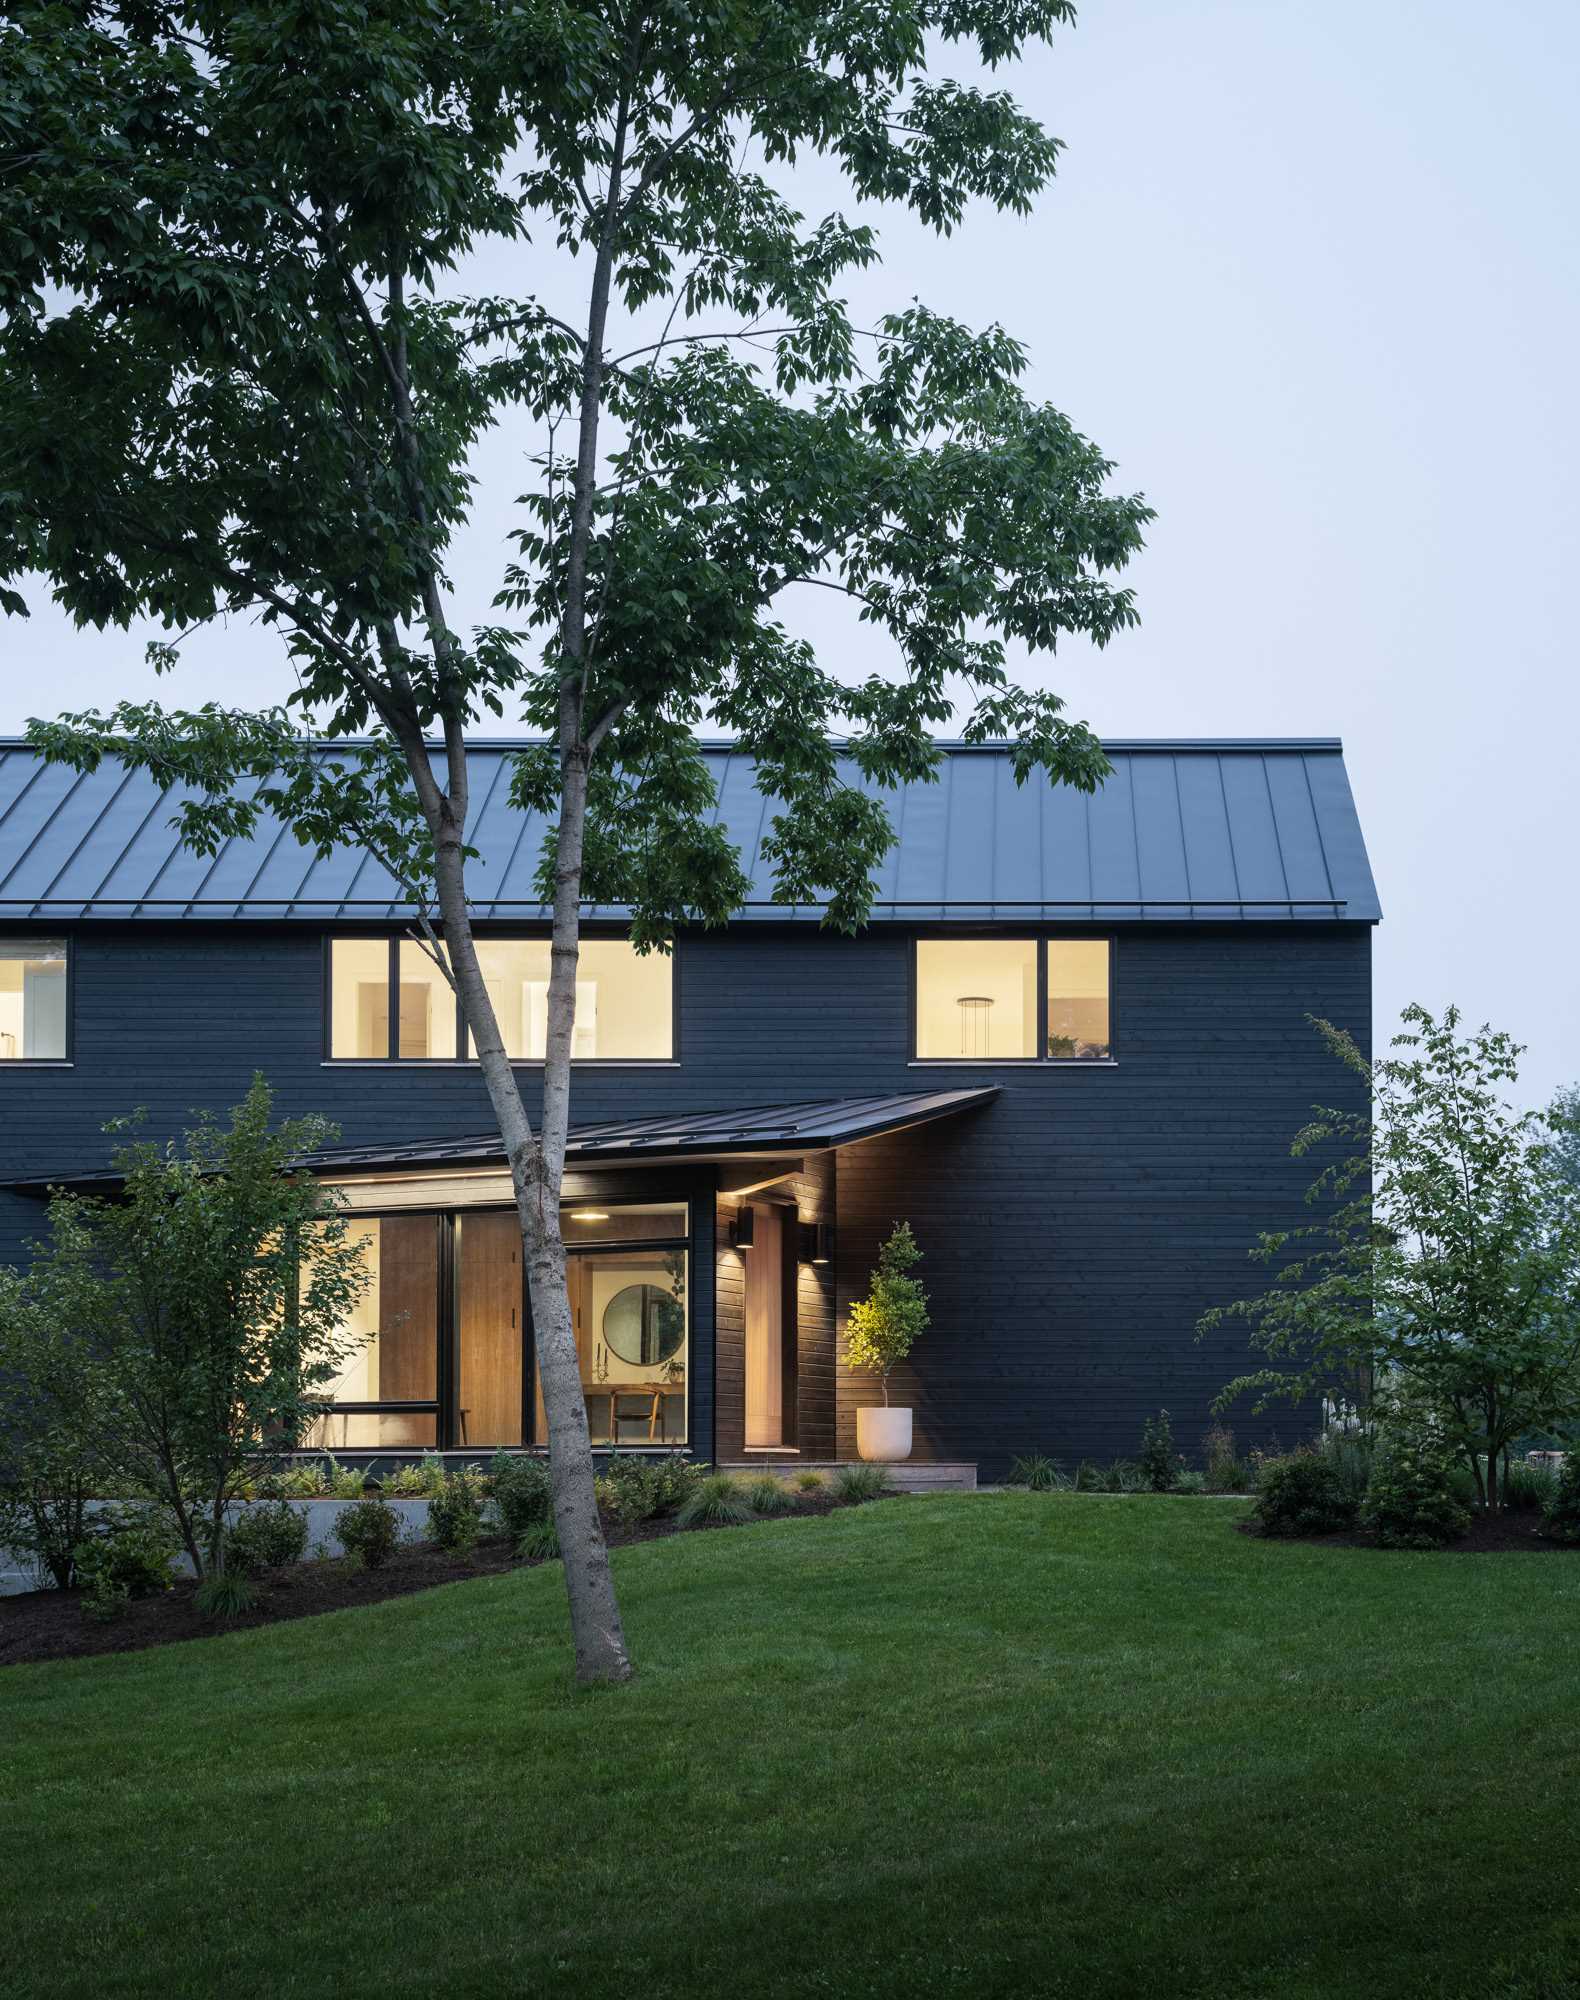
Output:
[{"xmin": 1, "ymin": 1497, "xmax": 437, "ymax": 1597}]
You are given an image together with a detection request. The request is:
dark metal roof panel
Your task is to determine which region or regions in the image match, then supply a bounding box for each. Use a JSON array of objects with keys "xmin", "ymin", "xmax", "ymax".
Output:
[
  {"xmin": 295, "ymin": 1085, "xmax": 1003, "ymax": 1176},
  {"xmin": 0, "ymin": 738, "xmax": 1381, "ymax": 923},
  {"xmin": 5, "ymin": 1086, "xmax": 1002, "ymax": 1192}
]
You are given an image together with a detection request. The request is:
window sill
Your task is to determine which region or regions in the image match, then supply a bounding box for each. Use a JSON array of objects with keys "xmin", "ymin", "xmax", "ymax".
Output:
[
  {"xmin": 0, "ymin": 1060, "xmax": 74, "ymax": 1069},
  {"xmin": 320, "ymin": 1059, "xmax": 682, "ymax": 1070},
  {"xmin": 907, "ymin": 1058, "xmax": 1118, "ymax": 1069}
]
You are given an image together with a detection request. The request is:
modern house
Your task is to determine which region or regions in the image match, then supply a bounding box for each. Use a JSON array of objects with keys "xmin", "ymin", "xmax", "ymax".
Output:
[{"xmin": 0, "ymin": 737, "xmax": 1378, "ymax": 1479}]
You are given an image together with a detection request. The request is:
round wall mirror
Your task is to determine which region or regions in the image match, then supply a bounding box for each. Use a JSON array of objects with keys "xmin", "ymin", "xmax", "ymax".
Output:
[{"xmin": 603, "ymin": 1283, "xmax": 685, "ymax": 1367}]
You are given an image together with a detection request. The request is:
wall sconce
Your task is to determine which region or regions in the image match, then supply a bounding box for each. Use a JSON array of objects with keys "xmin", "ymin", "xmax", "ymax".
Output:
[
  {"xmin": 799, "ymin": 1220, "xmax": 832, "ymax": 1266},
  {"xmin": 730, "ymin": 1207, "xmax": 755, "ymax": 1252}
]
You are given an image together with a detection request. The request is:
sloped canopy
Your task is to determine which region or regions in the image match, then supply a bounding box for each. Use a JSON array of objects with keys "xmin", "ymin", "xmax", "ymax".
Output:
[
  {"xmin": 0, "ymin": 738, "xmax": 1380, "ymax": 923},
  {"xmin": 0, "ymin": 1088, "xmax": 1001, "ymax": 1194},
  {"xmin": 296, "ymin": 1086, "xmax": 1002, "ymax": 1176}
]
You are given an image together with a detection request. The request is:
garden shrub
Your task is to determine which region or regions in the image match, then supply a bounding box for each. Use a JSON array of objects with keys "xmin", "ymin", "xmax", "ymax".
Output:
[
  {"xmin": 224, "ymin": 1499, "xmax": 309, "ymax": 1576},
  {"xmin": 1501, "ymin": 1459, "xmax": 1557, "ymax": 1512},
  {"xmin": 379, "ymin": 1459, "xmax": 443, "ymax": 1498},
  {"xmin": 268, "ymin": 1461, "xmax": 330, "ymax": 1499},
  {"xmin": 1254, "ymin": 1452, "xmax": 1359, "ymax": 1537},
  {"xmin": 516, "ymin": 1520, "xmax": 561, "ymax": 1562},
  {"xmin": 73, "ymin": 1510, "xmax": 180, "ymax": 1621},
  {"xmin": 1102, "ymin": 1459, "xmax": 1145, "ymax": 1494},
  {"xmin": 1139, "ymin": 1410, "xmax": 1178, "ymax": 1492},
  {"xmin": 1175, "ymin": 1469, "xmax": 1206, "ymax": 1495},
  {"xmin": 595, "ymin": 1451, "xmax": 702, "ymax": 1526},
  {"xmin": 677, "ymin": 1474, "xmax": 754, "ymax": 1527},
  {"xmin": 426, "ymin": 1471, "xmax": 485, "ymax": 1552},
  {"xmin": 1203, "ymin": 1425, "xmax": 1249, "ymax": 1493},
  {"xmin": 1541, "ymin": 1454, "xmax": 1580, "ymax": 1544},
  {"xmin": 335, "ymin": 1497, "xmax": 400, "ymax": 1569},
  {"xmin": 1074, "ymin": 1459, "xmax": 1105, "ymax": 1492},
  {"xmin": 793, "ymin": 1469, "xmax": 827, "ymax": 1494},
  {"xmin": 831, "ymin": 1463, "xmax": 889, "ymax": 1504},
  {"xmin": 489, "ymin": 1452, "xmax": 554, "ymax": 1538},
  {"xmin": 324, "ymin": 1455, "xmax": 370, "ymax": 1500},
  {"xmin": 743, "ymin": 1474, "xmax": 796, "ymax": 1516},
  {"xmin": 194, "ymin": 1569, "xmax": 256, "ymax": 1619},
  {"xmin": 1318, "ymin": 1430, "xmax": 1374, "ymax": 1507},
  {"xmin": 1006, "ymin": 1451, "xmax": 1066, "ymax": 1491},
  {"xmin": 1361, "ymin": 1445, "xmax": 1471, "ymax": 1549}
]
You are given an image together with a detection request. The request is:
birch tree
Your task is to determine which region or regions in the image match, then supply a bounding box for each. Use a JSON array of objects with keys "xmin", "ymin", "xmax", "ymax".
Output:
[{"xmin": 1, "ymin": 0, "xmax": 1151, "ymax": 1680}]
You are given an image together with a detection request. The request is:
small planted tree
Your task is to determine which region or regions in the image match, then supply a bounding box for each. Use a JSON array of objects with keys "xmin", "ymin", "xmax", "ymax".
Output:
[
  {"xmin": 846, "ymin": 1223, "xmax": 931, "ymax": 1407},
  {"xmin": 7, "ymin": 1078, "xmax": 372, "ymax": 1580},
  {"xmin": 1201, "ymin": 1005, "xmax": 1580, "ymax": 1512},
  {"xmin": 0, "ymin": 1285, "xmax": 101, "ymax": 1589}
]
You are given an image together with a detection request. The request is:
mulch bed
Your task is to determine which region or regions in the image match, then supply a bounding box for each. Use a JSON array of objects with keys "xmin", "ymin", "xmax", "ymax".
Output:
[
  {"xmin": 0, "ymin": 1493, "xmax": 856, "ymax": 1670},
  {"xmin": 1238, "ymin": 1511, "xmax": 1577, "ymax": 1555}
]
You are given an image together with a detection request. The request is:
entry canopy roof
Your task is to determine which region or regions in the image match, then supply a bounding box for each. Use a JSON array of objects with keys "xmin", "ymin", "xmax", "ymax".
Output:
[
  {"xmin": 0, "ymin": 738, "xmax": 1380, "ymax": 923},
  {"xmin": 298, "ymin": 1087, "xmax": 1001, "ymax": 1177},
  {"xmin": 0, "ymin": 1088, "xmax": 1001, "ymax": 1195}
]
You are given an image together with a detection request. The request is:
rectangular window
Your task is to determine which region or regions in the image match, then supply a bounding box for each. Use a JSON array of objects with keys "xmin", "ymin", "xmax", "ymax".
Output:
[
  {"xmin": 329, "ymin": 939, "xmax": 394, "ymax": 1059},
  {"xmin": 538, "ymin": 1205, "xmax": 690, "ymax": 1448},
  {"xmin": 396, "ymin": 940, "xmax": 457, "ymax": 1059},
  {"xmin": 915, "ymin": 938, "xmax": 1038, "ymax": 1059},
  {"xmin": 1046, "ymin": 940, "xmax": 1111, "ymax": 1061},
  {"xmin": 469, "ymin": 939, "xmax": 672, "ymax": 1061},
  {"xmin": 914, "ymin": 937, "xmax": 1113, "ymax": 1063},
  {"xmin": 307, "ymin": 1215, "xmax": 441, "ymax": 1449},
  {"xmin": 328, "ymin": 936, "xmax": 672, "ymax": 1061},
  {"xmin": 0, "ymin": 939, "xmax": 68, "ymax": 1060}
]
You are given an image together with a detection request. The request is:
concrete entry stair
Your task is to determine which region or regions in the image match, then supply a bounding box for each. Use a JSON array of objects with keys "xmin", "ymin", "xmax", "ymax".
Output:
[{"xmin": 721, "ymin": 1460, "xmax": 977, "ymax": 1492}]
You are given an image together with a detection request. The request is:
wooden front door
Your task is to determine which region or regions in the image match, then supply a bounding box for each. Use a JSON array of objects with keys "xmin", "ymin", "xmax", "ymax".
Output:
[{"xmin": 744, "ymin": 1204, "xmax": 797, "ymax": 1448}]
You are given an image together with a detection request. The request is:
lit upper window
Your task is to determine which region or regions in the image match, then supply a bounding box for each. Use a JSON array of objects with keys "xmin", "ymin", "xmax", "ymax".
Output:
[
  {"xmin": 328, "ymin": 937, "xmax": 673, "ymax": 1061},
  {"xmin": 914, "ymin": 938, "xmax": 1112, "ymax": 1062},
  {"xmin": 915, "ymin": 939, "xmax": 1038, "ymax": 1059},
  {"xmin": 1047, "ymin": 941, "xmax": 1111, "ymax": 1060},
  {"xmin": 0, "ymin": 939, "xmax": 67, "ymax": 1060}
]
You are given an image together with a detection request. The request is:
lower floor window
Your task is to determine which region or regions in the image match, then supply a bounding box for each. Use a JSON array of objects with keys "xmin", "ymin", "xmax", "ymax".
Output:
[{"xmin": 308, "ymin": 1203, "xmax": 689, "ymax": 1449}]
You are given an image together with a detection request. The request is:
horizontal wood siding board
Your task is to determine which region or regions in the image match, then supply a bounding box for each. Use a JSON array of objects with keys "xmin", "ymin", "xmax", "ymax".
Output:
[{"xmin": 0, "ymin": 920, "xmax": 1369, "ymax": 1473}]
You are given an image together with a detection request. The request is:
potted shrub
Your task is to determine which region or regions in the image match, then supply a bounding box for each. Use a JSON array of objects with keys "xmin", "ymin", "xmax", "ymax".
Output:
[{"xmin": 845, "ymin": 1222, "xmax": 930, "ymax": 1462}]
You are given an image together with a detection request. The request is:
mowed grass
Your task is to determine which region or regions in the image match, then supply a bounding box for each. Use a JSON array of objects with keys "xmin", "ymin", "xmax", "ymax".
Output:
[{"xmin": 5, "ymin": 1496, "xmax": 1580, "ymax": 2000}]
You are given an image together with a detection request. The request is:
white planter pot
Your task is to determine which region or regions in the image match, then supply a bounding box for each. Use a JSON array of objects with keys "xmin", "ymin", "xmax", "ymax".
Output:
[{"xmin": 857, "ymin": 1406, "xmax": 913, "ymax": 1463}]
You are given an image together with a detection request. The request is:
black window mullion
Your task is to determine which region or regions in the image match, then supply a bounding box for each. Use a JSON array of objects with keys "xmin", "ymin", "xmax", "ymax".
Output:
[
  {"xmin": 438, "ymin": 1213, "xmax": 458, "ymax": 1447},
  {"xmin": 1037, "ymin": 937, "xmax": 1049, "ymax": 1062}
]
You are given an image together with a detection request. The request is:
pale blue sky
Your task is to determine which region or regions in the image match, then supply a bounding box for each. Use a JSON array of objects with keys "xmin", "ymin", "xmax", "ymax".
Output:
[{"xmin": 5, "ymin": 1, "xmax": 1576, "ymax": 1102}]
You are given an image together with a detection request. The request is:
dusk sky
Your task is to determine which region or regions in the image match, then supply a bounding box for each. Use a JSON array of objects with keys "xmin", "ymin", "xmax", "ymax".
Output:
[{"xmin": 5, "ymin": 0, "xmax": 1576, "ymax": 1104}]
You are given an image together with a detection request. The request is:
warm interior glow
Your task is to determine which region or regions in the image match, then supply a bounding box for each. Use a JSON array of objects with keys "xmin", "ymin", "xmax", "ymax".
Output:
[
  {"xmin": 1046, "ymin": 940, "xmax": 1111, "ymax": 1060},
  {"xmin": 914, "ymin": 939, "xmax": 1037, "ymax": 1059},
  {"xmin": 569, "ymin": 1208, "xmax": 610, "ymax": 1222},
  {"xmin": 0, "ymin": 939, "xmax": 67, "ymax": 1060}
]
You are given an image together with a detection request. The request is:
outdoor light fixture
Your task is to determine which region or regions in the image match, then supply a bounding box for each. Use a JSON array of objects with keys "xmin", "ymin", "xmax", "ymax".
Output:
[
  {"xmin": 800, "ymin": 1221, "xmax": 832, "ymax": 1265},
  {"xmin": 730, "ymin": 1207, "xmax": 756, "ymax": 1251},
  {"xmin": 569, "ymin": 1208, "xmax": 610, "ymax": 1223}
]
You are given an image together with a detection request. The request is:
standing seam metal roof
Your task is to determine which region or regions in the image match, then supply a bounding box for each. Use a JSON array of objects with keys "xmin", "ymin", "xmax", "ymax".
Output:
[{"xmin": 0, "ymin": 738, "xmax": 1380, "ymax": 924}]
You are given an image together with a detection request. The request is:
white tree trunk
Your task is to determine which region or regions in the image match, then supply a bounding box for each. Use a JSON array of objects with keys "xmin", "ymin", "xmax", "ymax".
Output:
[{"xmin": 416, "ymin": 727, "xmax": 632, "ymax": 1687}]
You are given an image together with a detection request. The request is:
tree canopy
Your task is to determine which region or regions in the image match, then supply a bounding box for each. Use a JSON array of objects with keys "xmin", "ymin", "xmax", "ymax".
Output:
[{"xmin": 1, "ymin": 0, "xmax": 1150, "ymax": 1680}]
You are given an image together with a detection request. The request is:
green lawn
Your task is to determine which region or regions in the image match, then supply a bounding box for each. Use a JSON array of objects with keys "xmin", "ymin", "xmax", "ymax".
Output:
[{"xmin": 5, "ymin": 1495, "xmax": 1579, "ymax": 2000}]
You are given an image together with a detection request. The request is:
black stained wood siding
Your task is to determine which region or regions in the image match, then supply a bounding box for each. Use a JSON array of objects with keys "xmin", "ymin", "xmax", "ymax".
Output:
[{"xmin": 0, "ymin": 920, "xmax": 1370, "ymax": 1471}]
